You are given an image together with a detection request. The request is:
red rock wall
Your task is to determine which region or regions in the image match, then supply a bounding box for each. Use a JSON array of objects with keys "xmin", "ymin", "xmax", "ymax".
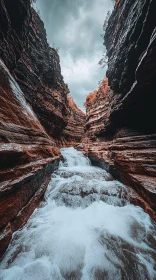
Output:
[
  {"xmin": 0, "ymin": 59, "xmax": 61, "ymax": 257},
  {"xmin": 58, "ymin": 97, "xmax": 85, "ymax": 147},
  {"xmin": 85, "ymin": 78, "xmax": 110, "ymax": 137},
  {"xmin": 82, "ymin": 0, "xmax": 156, "ymax": 219}
]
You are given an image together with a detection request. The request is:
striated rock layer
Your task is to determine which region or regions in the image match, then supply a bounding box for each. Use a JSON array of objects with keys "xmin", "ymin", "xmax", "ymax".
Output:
[
  {"xmin": 85, "ymin": 78, "xmax": 110, "ymax": 137},
  {"xmin": 79, "ymin": 0, "xmax": 156, "ymax": 219},
  {"xmin": 58, "ymin": 97, "xmax": 85, "ymax": 147},
  {"xmin": 0, "ymin": 59, "xmax": 60, "ymax": 258},
  {"xmin": 77, "ymin": 133, "xmax": 156, "ymax": 220}
]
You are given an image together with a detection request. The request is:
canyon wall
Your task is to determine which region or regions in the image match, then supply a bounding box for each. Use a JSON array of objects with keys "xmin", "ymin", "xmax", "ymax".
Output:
[
  {"xmin": 79, "ymin": 0, "xmax": 156, "ymax": 219},
  {"xmin": 0, "ymin": 58, "xmax": 60, "ymax": 258},
  {"xmin": 0, "ymin": 0, "xmax": 84, "ymax": 257},
  {"xmin": 58, "ymin": 97, "xmax": 85, "ymax": 147},
  {"xmin": 85, "ymin": 78, "xmax": 110, "ymax": 137}
]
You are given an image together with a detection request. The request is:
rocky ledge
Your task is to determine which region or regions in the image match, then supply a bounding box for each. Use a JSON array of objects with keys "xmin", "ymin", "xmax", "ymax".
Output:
[{"xmin": 77, "ymin": 132, "xmax": 156, "ymax": 220}]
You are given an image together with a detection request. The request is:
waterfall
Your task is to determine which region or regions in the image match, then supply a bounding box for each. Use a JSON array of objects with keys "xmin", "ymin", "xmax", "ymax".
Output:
[{"xmin": 0, "ymin": 148, "xmax": 155, "ymax": 280}]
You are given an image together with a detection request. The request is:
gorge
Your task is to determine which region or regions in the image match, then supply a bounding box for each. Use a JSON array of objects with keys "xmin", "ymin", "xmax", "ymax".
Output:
[{"xmin": 0, "ymin": 0, "xmax": 156, "ymax": 278}]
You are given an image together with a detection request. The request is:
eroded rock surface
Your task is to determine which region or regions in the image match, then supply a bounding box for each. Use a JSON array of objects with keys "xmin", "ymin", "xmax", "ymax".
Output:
[
  {"xmin": 0, "ymin": 59, "xmax": 60, "ymax": 257},
  {"xmin": 85, "ymin": 78, "xmax": 110, "ymax": 136},
  {"xmin": 59, "ymin": 97, "xmax": 85, "ymax": 147}
]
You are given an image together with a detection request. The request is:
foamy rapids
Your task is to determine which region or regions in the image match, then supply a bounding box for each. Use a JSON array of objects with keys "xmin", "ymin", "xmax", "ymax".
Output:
[{"xmin": 0, "ymin": 148, "xmax": 156, "ymax": 280}]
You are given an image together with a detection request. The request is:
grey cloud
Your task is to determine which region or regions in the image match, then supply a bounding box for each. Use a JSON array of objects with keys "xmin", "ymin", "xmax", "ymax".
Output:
[{"xmin": 36, "ymin": 0, "xmax": 113, "ymax": 109}]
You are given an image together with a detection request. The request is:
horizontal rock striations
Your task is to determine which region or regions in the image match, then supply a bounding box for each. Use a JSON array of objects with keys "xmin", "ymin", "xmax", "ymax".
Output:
[
  {"xmin": 0, "ymin": 59, "xmax": 60, "ymax": 258},
  {"xmin": 59, "ymin": 97, "xmax": 85, "ymax": 146},
  {"xmin": 81, "ymin": 0, "xmax": 156, "ymax": 218},
  {"xmin": 85, "ymin": 78, "xmax": 110, "ymax": 137}
]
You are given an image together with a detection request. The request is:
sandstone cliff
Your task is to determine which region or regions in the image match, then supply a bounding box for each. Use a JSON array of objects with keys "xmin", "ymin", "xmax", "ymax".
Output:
[
  {"xmin": 0, "ymin": 0, "xmax": 84, "ymax": 258},
  {"xmin": 80, "ymin": 0, "xmax": 156, "ymax": 219},
  {"xmin": 85, "ymin": 78, "xmax": 110, "ymax": 137},
  {"xmin": 58, "ymin": 97, "xmax": 85, "ymax": 147}
]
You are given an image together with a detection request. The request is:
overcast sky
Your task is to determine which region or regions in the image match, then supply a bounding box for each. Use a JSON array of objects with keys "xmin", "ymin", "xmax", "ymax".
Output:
[{"xmin": 36, "ymin": 0, "xmax": 113, "ymax": 110}]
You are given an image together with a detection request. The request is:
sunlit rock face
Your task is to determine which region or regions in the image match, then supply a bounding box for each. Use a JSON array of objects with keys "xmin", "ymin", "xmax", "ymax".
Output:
[
  {"xmin": 59, "ymin": 97, "xmax": 85, "ymax": 147},
  {"xmin": 0, "ymin": 0, "xmax": 69, "ymax": 138},
  {"xmin": 82, "ymin": 0, "xmax": 156, "ymax": 219},
  {"xmin": 85, "ymin": 78, "xmax": 110, "ymax": 137}
]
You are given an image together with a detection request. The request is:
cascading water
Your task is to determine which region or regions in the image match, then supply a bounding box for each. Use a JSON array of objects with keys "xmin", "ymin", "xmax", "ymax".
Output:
[{"xmin": 0, "ymin": 148, "xmax": 156, "ymax": 280}]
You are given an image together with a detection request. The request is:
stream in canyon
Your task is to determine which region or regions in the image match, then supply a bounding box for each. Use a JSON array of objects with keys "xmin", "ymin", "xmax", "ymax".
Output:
[{"xmin": 0, "ymin": 148, "xmax": 156, "ymax": 280}]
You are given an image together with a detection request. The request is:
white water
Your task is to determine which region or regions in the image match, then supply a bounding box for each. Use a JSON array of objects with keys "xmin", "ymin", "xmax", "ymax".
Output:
[{"xmin": 0, "ymin": 148, "xmax": 156, "ymax": 280}]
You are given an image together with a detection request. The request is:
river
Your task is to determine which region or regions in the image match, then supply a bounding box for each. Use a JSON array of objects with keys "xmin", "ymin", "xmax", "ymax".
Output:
[{"xmin": 0, "ymin": 148, "xmax": 156, "ymax": 280}]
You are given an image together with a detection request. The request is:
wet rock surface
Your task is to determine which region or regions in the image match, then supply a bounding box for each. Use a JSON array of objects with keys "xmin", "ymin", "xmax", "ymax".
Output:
[{"xmin": 77, "ymin": 133, "xmax": 156, "ymax": 220}]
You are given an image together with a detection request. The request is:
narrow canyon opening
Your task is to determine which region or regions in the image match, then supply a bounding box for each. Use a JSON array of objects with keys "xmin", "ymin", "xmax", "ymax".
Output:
[{"xmin": 0, "ymin": 0, "xmax": 156, "ymax": 279}]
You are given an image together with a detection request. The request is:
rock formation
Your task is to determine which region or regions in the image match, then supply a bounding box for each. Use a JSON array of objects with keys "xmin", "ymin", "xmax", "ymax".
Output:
[
  {"xmin": 0, "ymin": 58, "xmax": 60, "ymax": 258},
  {"xmin": 58, "ymin": 97, "xmax": 85, "ymax": 147},
  {"xmin": 85, "ymin": 78, "xmax": 110, "ymax": 137},
  {"xmin": 0, "ymin": 0, "xmax": 84, "ymax": 258},
  {"xmin": 78, "ymin": 0, "xmax": 156, "ymax": 219},
  {"xmin": 104, "ymin": 0, "xmax": 156, "ymax": 134}
]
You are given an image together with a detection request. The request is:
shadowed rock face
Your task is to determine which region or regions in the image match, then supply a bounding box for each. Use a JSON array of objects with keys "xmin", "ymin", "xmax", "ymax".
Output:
[
  {"xmin": 104, "ymin": 0, "xmax": 156, "ymax": 133},
  {"xmin": 80, "ymin": 0, "xmax": 156, "ymax": 218}
]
